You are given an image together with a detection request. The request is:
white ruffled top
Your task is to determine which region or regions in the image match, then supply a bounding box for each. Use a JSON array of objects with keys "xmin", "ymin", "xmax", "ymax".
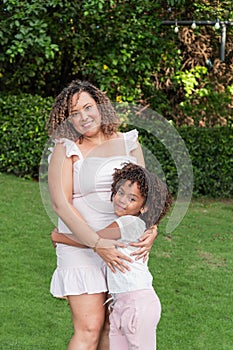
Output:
[
  {"xmin": 49, "ymin": 129, "xmax": 140, "ymax": 232},
  {"xmin": 107, "ymin": 215, "xmax": 153, "ymax": 293}
]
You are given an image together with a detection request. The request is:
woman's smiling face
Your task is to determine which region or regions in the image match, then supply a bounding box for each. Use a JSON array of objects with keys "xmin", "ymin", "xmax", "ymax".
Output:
[{"xmin": 69, "ymin": 92, "xmax": 101, "ymax": 137}]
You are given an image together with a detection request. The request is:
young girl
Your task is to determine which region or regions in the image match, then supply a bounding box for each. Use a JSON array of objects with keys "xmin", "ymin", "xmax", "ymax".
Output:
[
  {"xmin": 98, "ymin": 162, "xmax": 172, "ymax": 350},
  {"xmin": 52, "ymin": 162, "xmax": 172, "ymax": 349}
]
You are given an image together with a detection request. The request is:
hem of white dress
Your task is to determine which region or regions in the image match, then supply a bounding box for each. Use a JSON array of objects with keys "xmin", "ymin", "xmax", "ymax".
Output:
[{"xmin": 50, "ymin": 288, "xmax": 108, "ymax": 298}]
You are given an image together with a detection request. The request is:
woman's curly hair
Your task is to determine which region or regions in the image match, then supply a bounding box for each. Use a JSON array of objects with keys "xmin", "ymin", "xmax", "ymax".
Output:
[
  {"xmin": 111, "ymin": 162, "xmax": 172, "ymax": 228},
  {"xmin": 46, "ymin": 80, "xmax": 120, "ymax": 142}
]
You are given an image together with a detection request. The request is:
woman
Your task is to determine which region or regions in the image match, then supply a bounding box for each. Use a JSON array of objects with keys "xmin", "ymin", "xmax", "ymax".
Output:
[{"xmin": 47, "ymin": 80, "xmax": 157, "ymax": 350}]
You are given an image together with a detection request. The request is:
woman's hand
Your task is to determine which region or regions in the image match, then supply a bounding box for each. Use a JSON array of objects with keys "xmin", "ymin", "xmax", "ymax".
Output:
[
  {"xmin": 95, "ymin": 238, "xmax": 133, "ymax": 273},
  {"xmin": 129, "ymin": 225, "xmax": 158, "ymax": 262}
]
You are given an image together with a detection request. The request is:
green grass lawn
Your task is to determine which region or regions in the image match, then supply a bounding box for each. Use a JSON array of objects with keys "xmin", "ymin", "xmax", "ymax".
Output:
[{"xmin": 1, "ymin": 173, "xmax": 233, "ymax": 349}]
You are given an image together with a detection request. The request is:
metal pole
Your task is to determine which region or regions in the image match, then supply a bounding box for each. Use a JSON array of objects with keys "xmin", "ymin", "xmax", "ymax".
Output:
[
  {"xmin": 161, "ymin": 20, "xmax": 233, "ymax": 26},
  {"xmin": 161, "ymin": 20, "xmax": 233, "ymax": 61},
  {"xmin": 162, "ymin": 20, "xmax": 215, "ymax": 26},
  {"xmin": 220, "ymin": 23, "xmax": 226, "ymax": 61}
]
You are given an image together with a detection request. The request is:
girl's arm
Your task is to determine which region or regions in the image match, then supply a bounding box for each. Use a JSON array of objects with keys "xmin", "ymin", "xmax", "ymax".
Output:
[
  {"xmin": 130, "ymin": 141, "xmax": 158, "ymax": 260},
  {"xmin": 51, "ymin": 222, "xmax": 121, "ymax": 247},
  {"xmin": 129, "ymin": 225, "xmax": 158, "ymax": 261},
  {"xmin": 48, "ymin": 143, "xmax": 131, "ymax": 272},
  {"xmin": 51, "ymin": 222, "xmax": 158, "ymax": 262},
  {"xmin": 97, "ymin": 221, "xmax": 121, "ymax": 240},
  {"xmin": 50, "ymin": 228, "xmax": 88, "ymax": 248}
]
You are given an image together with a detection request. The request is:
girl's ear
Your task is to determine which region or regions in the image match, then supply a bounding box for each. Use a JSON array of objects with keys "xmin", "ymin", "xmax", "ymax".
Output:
[{"xmin": 140, "ymin": 206, "xmax": 148, "ymax": 214}]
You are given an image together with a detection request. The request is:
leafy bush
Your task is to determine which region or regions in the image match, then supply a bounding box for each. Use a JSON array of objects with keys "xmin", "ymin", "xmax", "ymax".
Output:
[
  {"xmin": 0, "ymin": 94, "xmax": 232, "ymax": 197},
  {"xmin": 121, "ymin": 124, "xmax": 233, "ymax": 198},
  {"xmin": 172, "ymin": 66, "xmax": 233, "ymax": 127},
  {"xmin": 180, "ymin": 127, "xmax": 233, "ymax": 198},
  {"xmin": 0, "ymin": 94, "xmax": 53, "ymax": 179}
]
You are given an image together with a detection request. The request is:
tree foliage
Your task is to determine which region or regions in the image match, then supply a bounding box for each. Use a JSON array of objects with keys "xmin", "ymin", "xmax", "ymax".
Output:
[{"xmin": 0, "ymin": 0, "xmax": 232, "ymax": 125}]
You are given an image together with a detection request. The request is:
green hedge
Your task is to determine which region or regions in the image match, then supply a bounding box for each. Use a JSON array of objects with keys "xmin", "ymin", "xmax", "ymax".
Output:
[
  {"xmin": 137, "ymin": 127, "xmax": 233, "ymax": 198},
  {"xmin": 0, "ymin": 94, "xmax": 53, "ymax": 179},
  {"xmin": 0, "ymin": 94, "xmax": 232, "ymax": 197},
  {"xmin": 180, "ymin": 127, "xmax": 233, "ymax": 198}
]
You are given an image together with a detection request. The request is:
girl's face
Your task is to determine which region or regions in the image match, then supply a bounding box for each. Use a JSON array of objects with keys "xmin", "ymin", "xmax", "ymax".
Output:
[
  {"xmin": 113, "ymin": 180, "xmax": 145, "ymax": 217},
  {"xmin": 69, "ymin": 92, "xmax": 101, "ymax": 137}
]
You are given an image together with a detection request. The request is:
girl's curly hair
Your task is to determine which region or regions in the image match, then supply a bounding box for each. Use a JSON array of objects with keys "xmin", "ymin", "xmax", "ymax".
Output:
[
  {"xmin": 46, "ymin": 80, "xmax": 120, "ymax": 142},
  {"xmin": 111, "ymin": 162, "xmax": 172, "ymax": 228}
]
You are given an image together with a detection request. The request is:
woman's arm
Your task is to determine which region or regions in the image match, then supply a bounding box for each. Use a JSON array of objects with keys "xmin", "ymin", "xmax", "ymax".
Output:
[
  {"xmin": 48, "ymin": 143, "xmax": 99, "ymax": 247},
  {"xmin": 48, "ymin": 144, "xmax": 131, "ymax": 271}
]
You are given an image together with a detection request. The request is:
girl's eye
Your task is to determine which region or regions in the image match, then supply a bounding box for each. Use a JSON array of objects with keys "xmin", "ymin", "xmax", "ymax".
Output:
[
  {"xmin": 85, "ymin": 105, "xmax": 92, "ymax": 111},
  {"xmin": 117, "ymin": 189, "xmax": 124, "ymax": 196},
  {"xmin": 129, "ymin": 197, "xmax": 135, "ymax": 202}
]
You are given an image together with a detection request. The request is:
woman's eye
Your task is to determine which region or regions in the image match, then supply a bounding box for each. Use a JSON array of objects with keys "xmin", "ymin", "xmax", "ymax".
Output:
[
  {"xmin": 70, "ymin": 112, "xmax": 80, "ymax": 119},
  {"xmin": 85, "ymin": 105, "xmax": 92, "ymax": 111}
]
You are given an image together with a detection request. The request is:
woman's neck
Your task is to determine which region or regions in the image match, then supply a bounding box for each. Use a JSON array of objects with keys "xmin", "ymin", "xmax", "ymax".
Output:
[
  {"xmin": 83, "ymin": 133, "xmax": 107, "ymax": 146},
  {"xmin": 78, "ymin": 131, "xmax": 124, "ymax": 158},
  {"xmin": 83, "ymin": 131, "xmax": 119, "ymax": 146}
]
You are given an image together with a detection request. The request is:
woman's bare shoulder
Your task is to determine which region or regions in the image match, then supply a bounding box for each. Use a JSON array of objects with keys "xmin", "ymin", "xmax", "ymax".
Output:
[{"xmin": 113, "ymin": 131, "xmax": 124, "ymax": 139}]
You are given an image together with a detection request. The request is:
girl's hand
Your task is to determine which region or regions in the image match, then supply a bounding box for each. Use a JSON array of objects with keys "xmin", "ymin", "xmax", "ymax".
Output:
[
  {"xmin": 94, "ymin": 238, "xmax": 133, "ymax": 273},
  {"xmin": 129, "ymin": 225, "xmax": 158, "ymax": 262},
  {"xmin": 51, "ymin": 227, "xmax": 59, "ymax": 248}
]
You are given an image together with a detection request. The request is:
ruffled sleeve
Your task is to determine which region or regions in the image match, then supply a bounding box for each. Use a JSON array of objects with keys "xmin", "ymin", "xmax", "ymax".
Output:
[
  {"xmin": 123, "ymin": 129, "xmax": 139, "ymax": 156},
  {"xmin": 48, "ymin": 138, "xmax": 83, "ymax": 163}
]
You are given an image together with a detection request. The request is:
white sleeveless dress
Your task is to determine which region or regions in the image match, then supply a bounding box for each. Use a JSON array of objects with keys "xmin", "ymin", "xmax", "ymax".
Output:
[{"xmin": 50, "ymin": 129, "xmax": 139, "ymax": 297}]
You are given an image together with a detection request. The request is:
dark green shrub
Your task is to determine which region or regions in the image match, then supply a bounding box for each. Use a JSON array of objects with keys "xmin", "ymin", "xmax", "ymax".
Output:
[
  {"xmin": 0, "ymin": 94, "xmax": 53, "ymax": 179},
  {"xmin": 0, "ymin": 94, "xmax": 232, "ymax": 197},
  {"xmin": 137, "ymin": 126, "xmax": 233, "ymax": 198},
  {"xmin": 180, "ymin": 127, "xmax": 233, "ymax": 198}
]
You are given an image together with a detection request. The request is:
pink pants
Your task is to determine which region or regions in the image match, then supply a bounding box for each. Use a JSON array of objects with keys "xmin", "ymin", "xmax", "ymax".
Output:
[{"xmin": 109, "ymin": 289, "xmax": 161, "ymax": 350}]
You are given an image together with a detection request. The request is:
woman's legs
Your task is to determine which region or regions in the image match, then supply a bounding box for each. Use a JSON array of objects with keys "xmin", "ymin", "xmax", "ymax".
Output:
[
  {"xmin": 97, "ymin": 306, "xmax": 110, "ymax": 350},
  {"xmin": 67, "ymin": 292, "xmax": 106, "ymax": 350}
]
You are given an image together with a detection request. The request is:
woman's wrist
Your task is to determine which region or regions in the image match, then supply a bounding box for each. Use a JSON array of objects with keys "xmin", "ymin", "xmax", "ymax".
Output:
[
  {"xmin": 93, "ymin": 236, "xmax": 102, "ymax": 252},
  {"xmin": 150, "ymin": 225, "xmax": 158, "ymax": 239},
  {"xmin": 149, "ymin": 224, "xmax": 157, "ymax": 232}
]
